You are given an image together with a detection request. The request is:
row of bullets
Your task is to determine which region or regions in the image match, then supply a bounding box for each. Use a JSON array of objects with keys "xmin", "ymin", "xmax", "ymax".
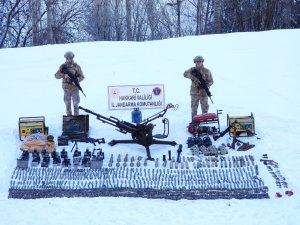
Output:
[
  {"xmin": 10, "ymin": 164, "xmax": 264, "ymax": 191},
  {"xmin": 8, "ymin": 186, "xmax": 269, "ymax": 200}
]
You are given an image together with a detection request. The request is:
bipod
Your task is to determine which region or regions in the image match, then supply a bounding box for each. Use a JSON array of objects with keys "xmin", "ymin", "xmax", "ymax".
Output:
[{"xmin": 71, "ymin": 141, "xmax": 78, "ymax": 152}]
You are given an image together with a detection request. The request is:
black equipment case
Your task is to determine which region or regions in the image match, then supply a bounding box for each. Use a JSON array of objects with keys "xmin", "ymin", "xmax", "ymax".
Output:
[{"xmin": 62, "ymin": 115, "xmax": 89, "ymax": 141}]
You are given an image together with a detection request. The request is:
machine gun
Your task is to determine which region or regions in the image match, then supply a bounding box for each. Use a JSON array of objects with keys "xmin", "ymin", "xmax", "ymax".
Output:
[
  {"xmin": 79, "ymin": 103, "xmax": 179, "ymax": 160},
  {"xmin": 61, "ymin": 65, "xmax": 86, "ymax": 97},
  {"xmin": 191, "ymin": 68, "xmax": 213, "ymax": 103},
  {"xmin": 71, "ymin": 137, "xmax": 105, "ymax": 152}
]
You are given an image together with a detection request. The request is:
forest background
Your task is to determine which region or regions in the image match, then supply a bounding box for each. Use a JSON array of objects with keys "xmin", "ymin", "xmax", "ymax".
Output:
[{"xmin": 1, "ymin": 0, "xmax": 300, "ymax": 48}]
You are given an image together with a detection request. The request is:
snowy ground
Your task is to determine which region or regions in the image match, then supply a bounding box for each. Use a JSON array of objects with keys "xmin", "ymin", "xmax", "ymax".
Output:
[{"xmin": 0, "ymin": 29, "xmax": 300, "ymax": 225}]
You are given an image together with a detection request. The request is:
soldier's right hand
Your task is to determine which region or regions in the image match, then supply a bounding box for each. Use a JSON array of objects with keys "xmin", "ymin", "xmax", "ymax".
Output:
[
  {"xmin": 191, "ymin": 68, "xmax": 198, "ymax": 74},
  {"xmin": 192, "ymin": 77, "xmax": 203, "ymax": 87},
  {"xmin": 194, "ymin": 79, "xmax": 201, "ymax": 86}
]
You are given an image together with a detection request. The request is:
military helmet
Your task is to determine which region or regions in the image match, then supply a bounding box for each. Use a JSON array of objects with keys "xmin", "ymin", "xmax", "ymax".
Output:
[
  {"xmin": 64, "ymin": 51, "xmax": 75, "ymax": 59},
  {"xmin": 193, "ymin": 55, "xmax": 204, "ymax": 63}
]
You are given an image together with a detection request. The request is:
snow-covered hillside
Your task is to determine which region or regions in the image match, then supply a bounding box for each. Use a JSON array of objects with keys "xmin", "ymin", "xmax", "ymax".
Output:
[{"xmin": 0, "ymin": 29, "xmax": 299, "ymax": 225}]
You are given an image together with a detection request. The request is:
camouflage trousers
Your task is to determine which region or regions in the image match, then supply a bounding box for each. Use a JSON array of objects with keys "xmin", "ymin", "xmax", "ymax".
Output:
[
  {"xmin": 191, "ymin": 93, "xmax": 209, "ymax": 118},
  {"xmin": 64, "ymin": 89, "xmax": 80, "ymax": 116}
]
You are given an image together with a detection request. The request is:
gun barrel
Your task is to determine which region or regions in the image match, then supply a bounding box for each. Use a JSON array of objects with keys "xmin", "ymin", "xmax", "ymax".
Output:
[
  {"xmin": 141, "ymin": 103, "xmax": 178, "ymax": 124},
  {"xmin": 79, "ymin": 106, "xmax": 100, "ymax": 117},
  {"xmin": 79, "ymin": 106, "xmax": 137, "ymax": 134}
]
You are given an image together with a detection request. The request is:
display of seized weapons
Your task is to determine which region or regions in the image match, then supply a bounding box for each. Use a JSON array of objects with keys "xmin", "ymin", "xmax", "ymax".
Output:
[
  {"xmin": 191, "ymin": 68, "xmax": 213, "ymax": 103},
  {"xmin": 79, "ymin": 103, "xmax": 178, "ymax": 160},
  {"xmin": 61, "ymin": 65, "xmax": 86, "ymax": 97}
]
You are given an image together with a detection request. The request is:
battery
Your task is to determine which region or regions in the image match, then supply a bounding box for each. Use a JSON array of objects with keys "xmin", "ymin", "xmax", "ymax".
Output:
[
  {"xmin": 57, "ymin": 135, "xmax": 69, "ymax": 146},
  {"xmin": 19, "ymin": 116, "xmax": 47, "ymax": 141}
]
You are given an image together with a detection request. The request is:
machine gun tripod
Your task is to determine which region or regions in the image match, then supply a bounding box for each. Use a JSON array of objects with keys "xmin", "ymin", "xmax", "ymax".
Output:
[{"xmin": 79, "ymin": 103, "xmax": 178, "ymax": 160}]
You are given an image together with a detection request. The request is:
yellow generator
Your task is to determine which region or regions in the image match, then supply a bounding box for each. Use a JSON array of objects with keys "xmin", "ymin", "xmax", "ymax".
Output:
[
  {"xmin": 19, "ymin": 116, "xmax": 48, "ymax": 141},
  {"xmin": 227, "ymin": 113, "xmax": 255, "ymax": 137}
]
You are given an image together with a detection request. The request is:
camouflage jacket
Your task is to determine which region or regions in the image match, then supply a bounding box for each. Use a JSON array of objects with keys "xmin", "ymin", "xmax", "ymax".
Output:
[
  {"xmin": 183, "ymin": 66, "xmax": 213, "ymax": 95},
  {"xmin": 55, "ymin": 62, "xmax": 85, "ymax": 92}
]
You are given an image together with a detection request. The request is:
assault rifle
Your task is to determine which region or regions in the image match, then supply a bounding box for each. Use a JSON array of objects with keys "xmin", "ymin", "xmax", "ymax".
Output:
[
  {"xmin": 191, "ymin": 68, "xmax": 213, "ymax": 103},
  {"xmin": 79, "ymin": 103, "xmax": 178, "ymax": 160},
  {"xmin": 259, "ymin": 159, "xmax": 278, "ymax": 166},
  {"xmin": 61, "ymin": 65, "xmax": 86, "ymax": 97}
]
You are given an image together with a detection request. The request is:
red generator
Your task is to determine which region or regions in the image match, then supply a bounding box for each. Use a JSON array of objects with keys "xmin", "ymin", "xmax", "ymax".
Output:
[{"xmin": 187, "ymin": 110, "xmax": 222, "ymax": 135}]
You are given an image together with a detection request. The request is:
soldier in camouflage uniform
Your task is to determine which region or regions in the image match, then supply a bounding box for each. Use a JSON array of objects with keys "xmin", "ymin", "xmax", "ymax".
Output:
[
  {"xmin": 183, "ymin": 56, "xmax": 213, "ymax": 119},
  {"xmin": 55, "ymin": 51, "xmax": 85, "ymax": 116}
]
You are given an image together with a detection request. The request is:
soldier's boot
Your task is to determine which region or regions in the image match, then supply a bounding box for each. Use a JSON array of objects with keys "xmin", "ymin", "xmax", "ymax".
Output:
[
  {"xmin": 64, "ymin": 93, "xmax": 72, "ymax": 116},
  {"xmin": 146, "ymin": 147, "xmax": 154, "ymax": 161},
  {"xmin": 66, "ymin": 106, "xmax": 72, "ymax": 116},
  {"xmin": 74, "ymin": 107, "xmax": 79, "ymax": 116},
  {"xmin": 191, "ymin": 113, "xmax": 196, "ymax": 122}
]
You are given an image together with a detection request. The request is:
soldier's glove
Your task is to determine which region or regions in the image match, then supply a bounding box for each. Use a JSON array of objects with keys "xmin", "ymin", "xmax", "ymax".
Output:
[
  {"xmin": 191, "ymin": 68, "xmax": 198, "ymax": 75},
  {"xmin": 191, "ymin": 75, "xmax": 200, "ymax": 84}
]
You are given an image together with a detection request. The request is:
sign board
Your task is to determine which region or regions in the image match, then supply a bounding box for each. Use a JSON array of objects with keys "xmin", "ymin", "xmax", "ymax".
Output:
[{"xmin": 108, "ymin": 84, "xmax": 165, "ymax": 110}]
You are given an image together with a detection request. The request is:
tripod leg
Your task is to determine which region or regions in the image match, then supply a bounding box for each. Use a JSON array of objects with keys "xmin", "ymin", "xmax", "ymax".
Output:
[
  {"xmin": 71, "ymin": 142, "xmax": 78, "ymax": 152},
  {"xmin": 231, "ymin": 127, "xmax": 237, "ymax": 149},
  {"xmin": 146, "ymin": 146, "xmax": 154, "ymax": 161},
  {"xmin": 108, "ymin": 139, "xmax": 137, "ymax": 146},
  {"xmin": 152, "ymin": 139, "xmax": 177, "ymax": 146}
]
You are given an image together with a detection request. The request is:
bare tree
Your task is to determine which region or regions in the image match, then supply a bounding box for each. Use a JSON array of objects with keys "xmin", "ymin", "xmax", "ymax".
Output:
[
  {"xmin": 50, "ymin": 0, "xmax": 86, "ymax": 43},
  {"xmin": 279, "ymin": 0, "xmax": 292, "ymax": 28},
  {"xmin": 291, "ymin": 0, "xmax": 300, "ymax": 28},
  {"xmin": 113, "ymin": 0, "xmax": 125, "ymax": 41},
  {"xmin": 213, "ymin": 0, "xmax": 222, "ymax": 33},
  {"xmin": 159, "ymin": 1, "xmax": 176, "ymax": 38},
  {"xmin": 232, "ymin": 0, "xmax": 245, "ymax": 31},
  {"xmin": 126, "ymin": 0, "xmax": 132, "ymax": 40},
  {"xmin": 264, "ymin": 0, "xmax": 277, "ymax": 30},
  {"xmin": 1, "ymin": 0, "xmax": 300, "ymax": 48},
  {"xmin": 166, "ymin": 0, "xmax": 184, "ymax": 37},
  {"xmin": 203, "ymin": 0, "xmax": 212, "ymax": 33},
  {"xmin": 29, "ymin": 0, "xmax": 41, "ymax": 46},
  {"xmin": 0, "ymin": 0, "xmax": 22, "ymax": 47},
  {"xmin": 145, "ymin": 0, "xmax": 157, "ymax": 40},
  {"xmin": 195, "ymin": 0, "xmax": 202, "ymax": 35},
  {"xmin": 0, "ymin": 0, "xmax": 33, "ymax": 48},
  {"xmin": 45, "ymin": 0, "xmax": 54, "ymax": 44}
]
